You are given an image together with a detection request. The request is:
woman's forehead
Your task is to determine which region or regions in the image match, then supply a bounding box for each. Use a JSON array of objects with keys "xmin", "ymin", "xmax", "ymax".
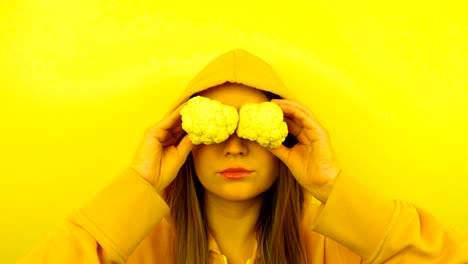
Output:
[{"xmin": 197, "ymin": 83, "xmax": 268, "ymax": 109}]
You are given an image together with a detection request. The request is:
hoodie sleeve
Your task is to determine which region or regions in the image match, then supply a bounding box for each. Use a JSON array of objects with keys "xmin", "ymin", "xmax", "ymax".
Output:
[
  {"xmin": 17, "ymin": 167, "xmax": 170, "ymax": 264},
  {"xmin": 308, "ymin": 170, "xmax": 468, "ymax": 264}
]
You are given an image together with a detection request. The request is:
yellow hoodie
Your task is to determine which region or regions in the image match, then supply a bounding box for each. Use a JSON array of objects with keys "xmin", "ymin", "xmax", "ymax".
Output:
[{"xmin": 17, "ymin": 50, "xmax": 468, "ymax": 264}]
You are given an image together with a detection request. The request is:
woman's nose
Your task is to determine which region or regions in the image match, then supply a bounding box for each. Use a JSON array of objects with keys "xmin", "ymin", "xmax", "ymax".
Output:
[{"xmin": 223, "ymin": 133, "xmax": 248, "ymax": 156}]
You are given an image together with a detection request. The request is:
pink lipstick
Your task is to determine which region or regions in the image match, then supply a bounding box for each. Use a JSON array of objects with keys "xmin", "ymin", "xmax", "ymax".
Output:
[{"xmin": 219, "ymin": 167, "xmax": 253, "ymax": 179}]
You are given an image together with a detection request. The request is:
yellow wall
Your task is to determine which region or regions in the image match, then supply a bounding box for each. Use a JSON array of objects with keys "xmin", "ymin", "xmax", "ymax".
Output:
[{"xmin": 1, "ymin": 1, "xmax": 467, "ymax": 262}]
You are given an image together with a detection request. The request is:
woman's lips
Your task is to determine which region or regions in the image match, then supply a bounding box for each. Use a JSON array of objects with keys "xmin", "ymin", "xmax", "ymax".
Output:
[{"xmin": 219, "ymin": 167, "xmax": 253, "ymax": 179}]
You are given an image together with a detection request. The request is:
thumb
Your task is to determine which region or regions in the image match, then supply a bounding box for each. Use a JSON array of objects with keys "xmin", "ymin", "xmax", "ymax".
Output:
[
  {"xmin": 268, "ymin": 144, "xmax": 290, "ymax": 165},
  {"xmin": 176, "ymin": 134, "xmax": 193, "ymax": 162}
]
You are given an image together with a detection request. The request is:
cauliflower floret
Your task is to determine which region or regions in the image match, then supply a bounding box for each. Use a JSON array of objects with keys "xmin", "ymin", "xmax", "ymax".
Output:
[
  {"xmin": 180, "ymin": 96, "xmax": 239, "ymax": 145},
  {"xmin": 237, "ymin": 102, "xmax": 288, "ymax": 148}
]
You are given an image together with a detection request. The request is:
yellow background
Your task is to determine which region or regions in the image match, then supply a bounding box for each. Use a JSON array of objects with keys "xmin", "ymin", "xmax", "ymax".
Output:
[{"xmin": 1, "ymin": 0, "xmax": 467, "ymax": 262}]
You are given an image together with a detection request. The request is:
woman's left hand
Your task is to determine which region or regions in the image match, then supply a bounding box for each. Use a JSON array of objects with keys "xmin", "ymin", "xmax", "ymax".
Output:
[{"xmin": 269, "ymin": 99, "xmax": 342, "ymax": 204}]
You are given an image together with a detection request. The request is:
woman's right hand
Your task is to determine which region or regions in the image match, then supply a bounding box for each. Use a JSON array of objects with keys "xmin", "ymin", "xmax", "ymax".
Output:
[{"xmin": 130, "ymin": 103, "xmax": 193, "ymax": 195}]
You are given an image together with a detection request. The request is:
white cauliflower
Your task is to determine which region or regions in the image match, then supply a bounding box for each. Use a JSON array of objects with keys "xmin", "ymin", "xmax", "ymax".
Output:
[
  {"xmin": 180, "ymin": 96, "xmax": 239, "ymax": 144},
  {"xmin": 180, "ymin": 96, "xmax": 288, "ymax": 148},
  {"xmin": 236, "ymin": 102, "xmax": 288, "ymax": 148}
]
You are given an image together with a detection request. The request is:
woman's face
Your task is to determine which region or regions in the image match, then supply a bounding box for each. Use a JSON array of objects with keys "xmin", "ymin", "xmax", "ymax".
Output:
[{"xmin": 191, "ymin": 83, "xmax": 280, "ymax": 201}]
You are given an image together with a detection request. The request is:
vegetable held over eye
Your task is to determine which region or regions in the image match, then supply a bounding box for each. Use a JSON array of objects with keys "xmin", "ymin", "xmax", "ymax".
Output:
[
  {"xmin": 180, "ymin": 96, "xmax": 288, "ymax": 148},
  {"xmin": 180, "ymin": 96, "xmax": 239, "ymax": 144},
  {"xmin": 237, "ymin": 102, "xmax": 288, "ymax": 148}
]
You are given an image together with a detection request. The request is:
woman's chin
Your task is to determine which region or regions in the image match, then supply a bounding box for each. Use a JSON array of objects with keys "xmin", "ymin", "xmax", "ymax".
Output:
[{"xmin": 207, "ymin": 187, "xmax": 265, "ymax": 202}]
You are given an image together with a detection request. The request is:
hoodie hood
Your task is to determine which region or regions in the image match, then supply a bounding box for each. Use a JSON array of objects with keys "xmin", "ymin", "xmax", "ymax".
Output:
[{"xmin": 168, "ymin": 49, "xmax": 294, "ymax": 112}]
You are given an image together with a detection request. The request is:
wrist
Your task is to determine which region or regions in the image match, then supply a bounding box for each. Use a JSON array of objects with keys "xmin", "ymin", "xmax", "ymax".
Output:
[
  {"xmin": 308, "ymin": 169, "xmax": 341, "ymax": 204},
  {"xmin": 314, "ymin": 179, "xmax": 336, "ymax": 204}
]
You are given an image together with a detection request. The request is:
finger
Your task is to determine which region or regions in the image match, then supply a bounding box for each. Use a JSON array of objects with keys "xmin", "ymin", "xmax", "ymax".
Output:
[
  {"xmin": 161, "ymin": 130, "xmax": 185, "ymax": 147},
  {"xmin": 146, "ymin": 103, "xmax": 187, "ymax": 143},
  {"xmin": 268, "ymin": 144, "xmax": 290, "ymax": 165},
  {"xmin": 273, "ymin": 99, "xmax": 322, "ymax": 124},
  {"xmin": 284, "ymin": 117, "xmax": 302, "ymax": 138},
  {"xmin": 274, "ymin": 100, "xmax": 328, "ymax": 135},
  {"xmin": 272, "ymin": 99, "xmax": 318, "ymax": 120},
  {"xmin": 158, "ymin": 102, "xmax": 186, "ymax": 130},
  {"xmin": 165, "ymin": 123, "xmax": 185, "ymax": 144},
  {"xmin": 148, "ymin": 102, "xmax": 187, "ymax": 134},
  {"xmin": 170, "ymin": 122, "xmax": 184, "ymax": 135},
  {"xmin": 280, "ymin": 104, "xmax": 316, "ymax": 129},
  {"xmin": 176, "ymin": 134, "xmax": 194, "ymax": 161},
  {"xmin": 160, "ymin": 119, "xmax": 185, "ymax": 143}
]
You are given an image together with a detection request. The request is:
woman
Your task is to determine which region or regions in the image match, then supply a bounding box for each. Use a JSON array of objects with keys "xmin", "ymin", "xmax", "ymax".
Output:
[{"xmin": 18, "ymin": 49, "xmax": 467, "ymax": 264}]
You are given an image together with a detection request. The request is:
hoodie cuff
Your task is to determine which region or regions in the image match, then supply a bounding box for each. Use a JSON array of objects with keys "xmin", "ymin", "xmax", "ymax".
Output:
[
  {"xmin": 77, "ymin": 167, "xmax": 170, "ymax": 261},
  {"xmin": 310, "ymin": 170, "xmax": 397, "ymax": 260}
]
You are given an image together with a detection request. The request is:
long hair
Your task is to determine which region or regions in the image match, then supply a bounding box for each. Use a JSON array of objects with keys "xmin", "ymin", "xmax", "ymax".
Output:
[
  {"xmin": 165, "ymin": 154, "xmax": 210, "ymax": 263},
  {"xmin": 164, "ymin": 148, "xmax": 307, "ymax": 264},
  {"xmin": 164, "ymin": 89, "xmax": 308, "ymax": 263}
]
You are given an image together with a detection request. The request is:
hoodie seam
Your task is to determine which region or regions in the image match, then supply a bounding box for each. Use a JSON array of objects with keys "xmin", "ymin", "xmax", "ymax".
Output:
[
  {"xmin": 233, "ymin": 50, "xmax": 238, "ymax": 81},
  {"xmin": 78, "ymin": 209, "xmax": 127, "ymax": 263},
  {"xmin": 367, "ymin": 200, "xmax": 401, "ymax": 264}
]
